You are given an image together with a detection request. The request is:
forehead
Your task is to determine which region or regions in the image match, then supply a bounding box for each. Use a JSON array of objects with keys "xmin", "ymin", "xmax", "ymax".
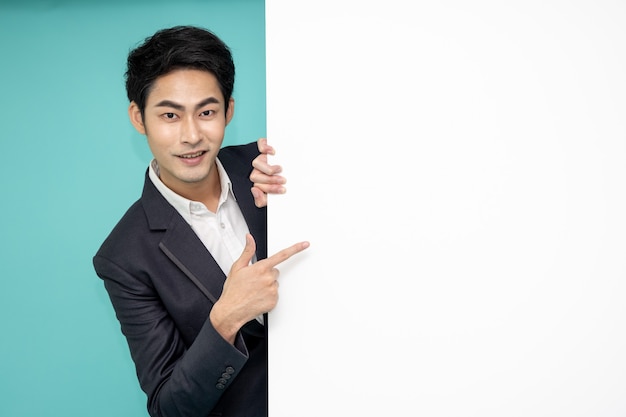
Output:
[{"xmin": 147, "ymin": 69, "xmax": 224, "ymax": 105}]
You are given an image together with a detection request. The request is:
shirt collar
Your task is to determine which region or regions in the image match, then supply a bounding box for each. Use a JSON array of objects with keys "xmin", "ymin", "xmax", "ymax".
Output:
[{"xmin": 148, "ymin": 158, "xmax": 236, "ymax": 222}]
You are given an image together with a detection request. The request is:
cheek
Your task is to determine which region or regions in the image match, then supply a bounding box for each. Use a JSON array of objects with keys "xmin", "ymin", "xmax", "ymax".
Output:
[
  {"xmin": 146, "ymin": 123, "xmax": 178, "ymax": 144},
  {"xmin": 203, "ymin": 121, "xmax": 227, "ymax": 138},
  {"xmin": 146, "ymin": 132, "xmax": 174, "ymax": 156}
]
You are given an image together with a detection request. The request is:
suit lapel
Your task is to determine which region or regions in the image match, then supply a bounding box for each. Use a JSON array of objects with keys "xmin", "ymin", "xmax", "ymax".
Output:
[
  {"xmin": 219, "ymin": 145, "xmax": 268, "ymax": 260},
  {"xmin": 232, "ymin": 173, "xmax": 267, "ymax": 259},
  {"xmin": 140, "ymin": 171, "xmax": 226, "ymax": 303},
  {"xmin": 159, "ymin": 219, "xmax": 226, "ymax": 303}
]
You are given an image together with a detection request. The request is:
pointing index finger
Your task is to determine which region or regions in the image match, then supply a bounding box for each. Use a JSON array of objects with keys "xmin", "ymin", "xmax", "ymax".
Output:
[{"xmin": 264, "ymin": 241, "xmax": 310, "ymax": 269}]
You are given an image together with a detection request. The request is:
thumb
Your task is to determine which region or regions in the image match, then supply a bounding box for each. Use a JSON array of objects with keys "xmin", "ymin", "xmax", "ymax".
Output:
[
  {"xmin": 251, "ymin": 187, "xmax": 266, "ymax": 208},
  {"xmin": 232, "ymin": 233, "xmax": 257, "ymax": 271}
]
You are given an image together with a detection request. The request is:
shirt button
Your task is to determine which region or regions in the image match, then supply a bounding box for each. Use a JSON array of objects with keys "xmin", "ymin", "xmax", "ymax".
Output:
[{"xmin": 220, "ymin": 222, "xmax": 225, "ymax": 229}]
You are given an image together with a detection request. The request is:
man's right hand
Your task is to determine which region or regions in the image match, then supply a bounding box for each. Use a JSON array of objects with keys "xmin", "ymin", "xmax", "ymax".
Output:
[{"xmin": 210, "ymin": 234, "xmax": 309, "ymax": 343}]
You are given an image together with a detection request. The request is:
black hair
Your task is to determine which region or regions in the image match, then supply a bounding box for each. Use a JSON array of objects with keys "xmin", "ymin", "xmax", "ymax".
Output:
[{"xmin": 125, "ymin": 25, "xmax": 235, "ymax": 115}]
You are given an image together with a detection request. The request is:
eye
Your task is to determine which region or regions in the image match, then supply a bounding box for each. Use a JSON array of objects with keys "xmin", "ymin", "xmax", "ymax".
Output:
[
  {"xmin": 164, "ymin": 112, "xmax": 177, "ymax": 119},
  {"xmin": 200, "ymin": 110, "xmax": 214, "ymax": 117}
]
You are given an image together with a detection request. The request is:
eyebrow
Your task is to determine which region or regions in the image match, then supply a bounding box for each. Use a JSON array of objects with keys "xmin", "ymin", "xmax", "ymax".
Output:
[{"xmin": 154, "ymin": 97, "xmax": 220, "ymax": 111}]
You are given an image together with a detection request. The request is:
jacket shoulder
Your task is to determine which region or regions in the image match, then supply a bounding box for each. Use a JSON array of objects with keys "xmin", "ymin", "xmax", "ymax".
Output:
[
  {"xmin": 218, "ymin": 142, "xmax": 259, "ymax": 174},
  {"xmin": 93, "ymin": 198, "xmax": 157, "ymax": 268}
]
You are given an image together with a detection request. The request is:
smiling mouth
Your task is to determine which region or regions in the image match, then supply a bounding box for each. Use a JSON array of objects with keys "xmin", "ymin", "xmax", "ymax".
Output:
[{"xmin": 178, "ymin": 151, "xmax": 206, "ymax": 159}]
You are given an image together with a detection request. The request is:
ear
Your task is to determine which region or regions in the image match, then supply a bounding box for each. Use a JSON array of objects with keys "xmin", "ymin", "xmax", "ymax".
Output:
[
  {"xmin": 128, "ymin": 101, "xmax": 146, "ymax": 135},
  {"xmin": 225, "ymin": 97, "xmax": 235, "ymax": 126}
]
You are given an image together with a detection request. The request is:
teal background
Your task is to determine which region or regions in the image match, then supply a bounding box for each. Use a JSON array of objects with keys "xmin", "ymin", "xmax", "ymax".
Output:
[{"xmin": 0, "ymin": 1, "xmax": 265, "ymax": 416}]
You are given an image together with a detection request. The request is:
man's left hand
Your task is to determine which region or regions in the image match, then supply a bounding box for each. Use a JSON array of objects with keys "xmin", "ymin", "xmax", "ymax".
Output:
[{"xmin": 250, "ymin": 138, "xmax": 287, "ymax": 208}]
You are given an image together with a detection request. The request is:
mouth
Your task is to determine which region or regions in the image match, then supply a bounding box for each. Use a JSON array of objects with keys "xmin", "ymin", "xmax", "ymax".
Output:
[{"xmin": 177, "ymin": 150, "xmax": 206, "ymax": 159}]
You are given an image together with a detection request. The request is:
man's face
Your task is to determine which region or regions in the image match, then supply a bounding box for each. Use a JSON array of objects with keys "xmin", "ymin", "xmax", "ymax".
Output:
[{"xmin": 129, "ymin": 69, "xmax": 234, "ymax": 198}]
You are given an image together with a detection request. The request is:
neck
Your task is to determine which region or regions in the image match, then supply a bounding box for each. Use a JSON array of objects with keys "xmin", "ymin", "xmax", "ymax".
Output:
[
  {"xmin": 163, "ymin": 163, "xmax": 222, "ymax": 213},
  {"xmin": 191, "ymin": 172, "xmax": 221, "ymax": 213}
]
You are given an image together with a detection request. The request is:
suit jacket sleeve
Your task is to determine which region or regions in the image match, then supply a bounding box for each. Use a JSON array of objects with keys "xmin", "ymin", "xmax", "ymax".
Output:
[{"xmin": 94, "ymin": 254, "xmax": 249, "ymax": 417}]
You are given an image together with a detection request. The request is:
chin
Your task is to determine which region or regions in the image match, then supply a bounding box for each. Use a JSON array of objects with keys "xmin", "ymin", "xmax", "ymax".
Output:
[{"xmin": 180, "ymin": 172, "xmax": 211, "ymax": 184}]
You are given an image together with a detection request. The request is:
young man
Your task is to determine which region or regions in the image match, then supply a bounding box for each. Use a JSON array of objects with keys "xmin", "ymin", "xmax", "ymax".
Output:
[{"xmin": 93, "ymin": 26, "xmax": 308, "ymax": 417}]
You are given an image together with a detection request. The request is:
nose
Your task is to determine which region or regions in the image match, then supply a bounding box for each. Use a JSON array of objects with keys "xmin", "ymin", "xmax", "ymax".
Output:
[{"xmin": 180, "ymin": 117, "xmax": 201, "ymax": 145}]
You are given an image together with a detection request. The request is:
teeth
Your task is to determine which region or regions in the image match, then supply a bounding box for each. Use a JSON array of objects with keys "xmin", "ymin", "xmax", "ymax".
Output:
[{"xmin": 180, "ymin": 151, "xmax": 203, "ymax": 159}]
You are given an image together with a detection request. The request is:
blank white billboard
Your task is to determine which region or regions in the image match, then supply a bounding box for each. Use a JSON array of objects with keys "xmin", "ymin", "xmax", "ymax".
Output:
[{"xmin": 266, "ymin": 1, "xmax": 626, "ymax": 416}]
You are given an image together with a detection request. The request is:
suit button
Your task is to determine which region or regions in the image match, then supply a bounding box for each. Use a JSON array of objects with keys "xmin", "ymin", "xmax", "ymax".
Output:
[
  {"xmin": 225, "ymin": 366, "xmax": 235, "ymax": 374},
  {"xmin": 216, "ymin": 383, "xmax": 225, "ymax": 390},
  {"xmin": 221, "ymin": 372, "xmax": 231, "ymax": 379},
  {"xmin": 218, "ymin": 378, "xmax": 228, "ymax": 385}
]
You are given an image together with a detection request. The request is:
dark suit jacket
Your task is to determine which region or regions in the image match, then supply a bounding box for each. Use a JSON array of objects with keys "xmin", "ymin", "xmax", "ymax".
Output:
[{"xmin": 93, "ymin": 143, "xmax": 268, "ymax": 417}]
